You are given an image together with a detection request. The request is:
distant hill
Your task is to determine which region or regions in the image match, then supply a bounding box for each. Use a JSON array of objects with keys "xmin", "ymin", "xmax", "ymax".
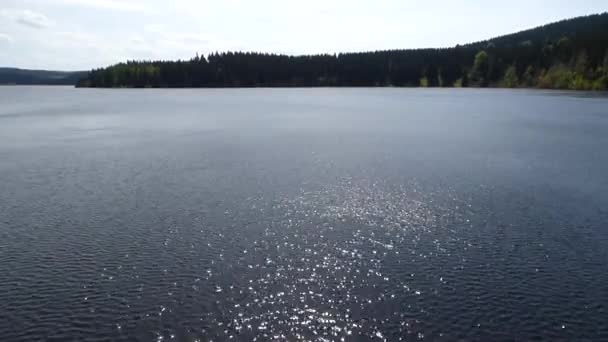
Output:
[
  {"xmin": 0, "ymin": 68, "xmax": 86, "ymax": 85},
  {"xmin": 79, "ymin": 13, "xmax": 608, "ymax": 90}
]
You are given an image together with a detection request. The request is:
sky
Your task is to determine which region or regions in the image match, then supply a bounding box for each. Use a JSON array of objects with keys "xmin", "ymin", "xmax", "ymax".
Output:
[{"xmin": 0, "ymin": 0, "xmax": 606, "ymax": 71}]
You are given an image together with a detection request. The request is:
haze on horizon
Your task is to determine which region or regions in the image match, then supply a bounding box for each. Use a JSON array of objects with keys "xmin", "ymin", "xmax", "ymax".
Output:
[{"xmin": 0, "ymin": 0, "xmax": 606, "ymax": 71}]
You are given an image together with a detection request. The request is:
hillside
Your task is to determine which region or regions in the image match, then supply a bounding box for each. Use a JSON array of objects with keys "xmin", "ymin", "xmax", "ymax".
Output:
[
  {"xmin": 0, "ymin": 68, "xmax": 86, "ymax": 85},
  {"xmin": 78, "ymin": 13, "xmax": 608, "ymax": 90}
]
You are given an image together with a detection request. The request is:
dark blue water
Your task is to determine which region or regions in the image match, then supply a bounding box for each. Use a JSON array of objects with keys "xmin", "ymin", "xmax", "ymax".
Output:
[{"xmin": 1, "ymin": 87, "xmax": 607, "ymax": 341}]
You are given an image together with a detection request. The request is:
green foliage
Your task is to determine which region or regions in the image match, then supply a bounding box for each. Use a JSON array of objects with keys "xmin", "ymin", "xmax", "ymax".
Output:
[
  {"xmin": 471, "ymin": 51, "xmax": 489, "ymax": 86},
  {"xmin": 522, "ymin": 66, "xmax": 536, "ymax": 87},
  {"xmin": 502, "ymin": 65, "xmax": 519, "ymax": 88},
  {"xmin": 437, "ymin": 69, "xmax": 445, "ymax": 87},
  {"xmin": 77, "ymin": 13, "xmax": 608, "ymax": 90},
  {"xmin": 574, "ymin": 51, "xmax": 589, "ymax": 75},
  {"xmin": 556, "ymin": 37, "xmax": 573, "ymax": 62},
  {"xmin": 593, "ymin": 68, "xmax": 608, "ymax": 90},
  {"xmin": 570, "ymin": 73, "xmax": 593, "ymax": 90},
  {"xmin": 538, "ymin": 64, "xmax": 573, "ymax": 89},
  {"xmin": 461, "ymin": 73, "xmax": 469, "ymax": 87}
]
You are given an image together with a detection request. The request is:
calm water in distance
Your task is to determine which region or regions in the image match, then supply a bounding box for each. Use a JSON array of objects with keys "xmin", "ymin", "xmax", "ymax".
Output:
[{"xmin": 1, "ymin": 87, "xmax": 608, "ymax": 341}]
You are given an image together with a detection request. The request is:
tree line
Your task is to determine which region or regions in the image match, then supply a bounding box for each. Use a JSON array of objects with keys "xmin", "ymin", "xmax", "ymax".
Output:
[
  {"xmin": 78, "ymin": 13, "xmax": 608, "ymax": 90},
  {"xmin": 0, "ymin": 68, "xmax": 86, "ymax": 85}
]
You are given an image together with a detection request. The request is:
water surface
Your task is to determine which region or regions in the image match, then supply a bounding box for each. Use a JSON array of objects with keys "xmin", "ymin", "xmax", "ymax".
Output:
[{"xmin": 1, "ymin": 87, "xmax": 608, "ymax": 341}]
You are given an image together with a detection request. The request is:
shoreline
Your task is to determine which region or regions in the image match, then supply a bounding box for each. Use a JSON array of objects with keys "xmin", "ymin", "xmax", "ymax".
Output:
[{"xmin": 72, "ymin": 85, "xmax": 608, "ymax": 92}]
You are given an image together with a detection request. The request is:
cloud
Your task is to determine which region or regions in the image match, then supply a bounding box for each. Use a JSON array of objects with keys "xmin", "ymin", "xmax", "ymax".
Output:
[
  {"xmin": 129, "ymin": 35, "xmax": 145, "ymax": 45},
  {"xmin": 0, "ymin": 33, "xmax": 12, "ymax": 43},
  {"xmin": 0, "ymin": 9, "xmax": 53, "ymax": 29},
  {"xmin": 143, "ymin": 25, "xmax": 211, "ymax": 51},
  {"xmin": 143, "ymin": 24, "xmax": 164, "ymax": 34},
  {"xmin": 42, "ymin": 0, "xmax": 152, "ymax": 13}
]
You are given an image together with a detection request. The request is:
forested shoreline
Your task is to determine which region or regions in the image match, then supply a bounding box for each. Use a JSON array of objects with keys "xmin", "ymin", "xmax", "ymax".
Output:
[
  {"xmin": 78, "ymin": 13, "xmax": 608, "ymax": 90},
  {"xmin": 0, "ymin": 68, "xmax": 86, "ymax": 85}
]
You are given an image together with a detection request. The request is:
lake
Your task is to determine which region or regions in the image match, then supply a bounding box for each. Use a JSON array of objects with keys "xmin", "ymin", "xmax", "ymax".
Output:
[{"xmin": 1, "ymin": 87, "xmax": 607, "ymax": 341}]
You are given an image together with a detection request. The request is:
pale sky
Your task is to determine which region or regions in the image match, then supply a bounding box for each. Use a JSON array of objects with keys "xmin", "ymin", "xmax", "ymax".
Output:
[{"xmin": 0, "ymin": 0, "xmax": 606, "ymax": 70}]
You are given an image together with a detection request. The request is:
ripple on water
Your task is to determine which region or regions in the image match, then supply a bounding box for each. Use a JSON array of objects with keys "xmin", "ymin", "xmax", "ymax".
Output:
[
  {"xmin": 2, "ymin": 176, "xmax": 607, "ymax": 341},
  {"xmin": 191, "ymin": 178, "xmax": 476, "ymax": 341}
]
